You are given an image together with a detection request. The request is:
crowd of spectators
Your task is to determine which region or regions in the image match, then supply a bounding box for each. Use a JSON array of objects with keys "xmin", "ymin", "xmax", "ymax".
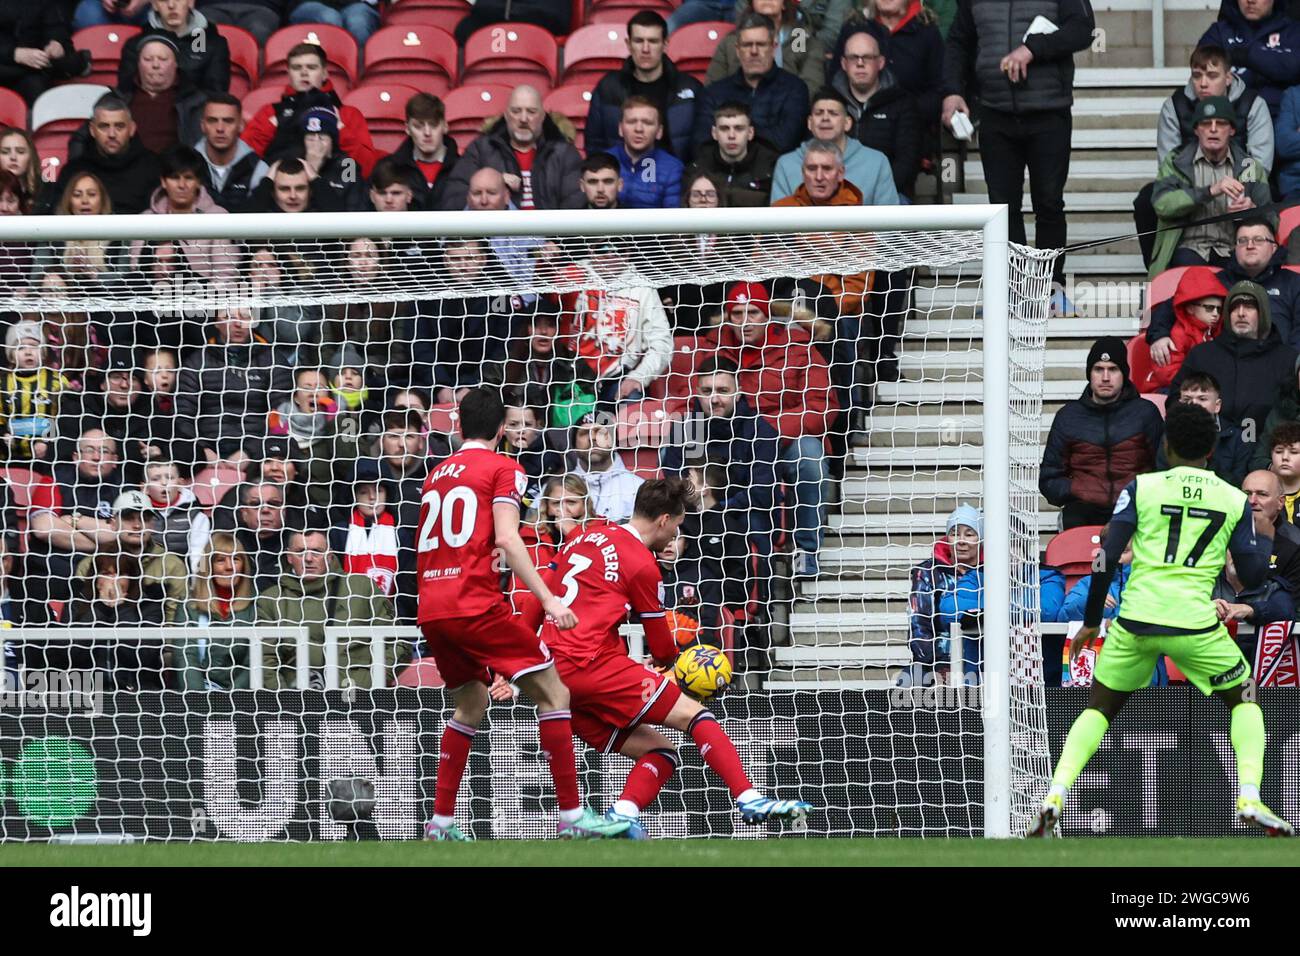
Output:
[{"xmin": 0, "ymin": 0, "xmax": 1115, "ymax": 690}]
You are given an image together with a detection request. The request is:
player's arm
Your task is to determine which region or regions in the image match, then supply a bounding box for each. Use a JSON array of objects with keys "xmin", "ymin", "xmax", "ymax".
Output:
[
  {"xmin": 1229, "ymin": 498, "xmax": 1273, "ymax": 591},
  {"xmin": 516, "ymin": 564, "xmax": 559, "ymax": 633},
  {"xmin": 493, "ymin": 502, "xmax": 577, "ymax": 630},
  {"xmin": 628, "ymin": 563, "xmax": 676, "ymax": 667},
  {"xmin": 1081, "ymin": 484, "xmax": 1138, "ymax": 631}
]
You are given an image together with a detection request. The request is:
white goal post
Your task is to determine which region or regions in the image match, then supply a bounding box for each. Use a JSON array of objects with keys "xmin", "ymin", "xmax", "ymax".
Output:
[{"xmin": 0, "ymin": 204, "xmax": 1055, "ymax": 840}]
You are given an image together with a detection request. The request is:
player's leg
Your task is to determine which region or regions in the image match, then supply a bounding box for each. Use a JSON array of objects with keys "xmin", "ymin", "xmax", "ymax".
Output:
[
  {"xmin": 426, "ymin": 680, "xmax": 489, "ymax": 841},
  {"xmin": 607, "ymin": 726, "xmax": 680, "ymax": 839},
  {"xmin": 660, "ymin": 693, "xmax": 812, "ymax": 824},
  {"xmin": 513, "ymin": 664, "xmax": 630, "ymax": 839},
  {"xmin": 1029, "ymin": 622, "xmax": 1150, "ymax": 836}
]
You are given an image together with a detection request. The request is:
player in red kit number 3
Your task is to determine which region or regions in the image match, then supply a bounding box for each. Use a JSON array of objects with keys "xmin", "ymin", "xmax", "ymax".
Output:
[
  {"xmin": 418, "ymin": 388, "xmax": 630, "ymax": 840},
  {"xmin": 510, "ymin": 478, "xmax": 812, "ymax": 838}
]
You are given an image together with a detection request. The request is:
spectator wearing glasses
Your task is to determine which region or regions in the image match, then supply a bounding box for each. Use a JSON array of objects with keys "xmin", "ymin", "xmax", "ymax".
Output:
[
  {"xmin": 1137, "ymin": 269, "xmax": 1228, "ymax": 393},
  {"xmin": 707, "ymin": 0, "xmax": 827, "ymax": 94},
  {"xmin": 1147, "ymin": 217, "xmax": 1300, "ymax": 357},
  {"xmin": 213, "ymin": 480, "xmax": 288, "ymax": 593}
]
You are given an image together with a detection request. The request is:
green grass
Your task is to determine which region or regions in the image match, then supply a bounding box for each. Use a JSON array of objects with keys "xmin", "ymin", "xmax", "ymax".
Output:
[{"xmin": 1, "ymin": 839, "xmax": 1294, "ymax": 867}]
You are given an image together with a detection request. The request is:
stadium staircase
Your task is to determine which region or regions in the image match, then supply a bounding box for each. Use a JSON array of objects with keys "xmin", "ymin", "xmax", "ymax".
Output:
[{"xmin": 768, "ymin": 64, "xmax": 1195, "ymax": 690}]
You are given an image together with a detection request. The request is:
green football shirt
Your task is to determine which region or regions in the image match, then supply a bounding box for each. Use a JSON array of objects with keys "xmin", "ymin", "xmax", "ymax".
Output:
[{"xmin": 1110, "ymin": 467, "xmax": 1250, "ymax": 631}]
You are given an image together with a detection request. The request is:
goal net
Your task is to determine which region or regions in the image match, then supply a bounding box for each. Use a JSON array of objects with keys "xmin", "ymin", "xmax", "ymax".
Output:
[{"xmin": 0, "ymin": 207, "xmax": 1057, "ymax": 841}]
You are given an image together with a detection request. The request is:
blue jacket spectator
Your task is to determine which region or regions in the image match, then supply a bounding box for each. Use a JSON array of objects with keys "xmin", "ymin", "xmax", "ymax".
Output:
[
  {"xmin": 693, "ymin": 11, "xmax": 811, "ymax": 155},
  {"xmin": 902, "ymin": 504, "xmax": 984, "ymax": 685},
  {"xmin": 1199, "ymin": 0, "xmax": 1300, "ymax": 118},
  {"xmin": 1062, "ymin": 564, "xmax": 1131, "ymax": 622},
  {"xmin": 770, "ymin": 138, "xmax": 898, "ymax": 204},
  {"xmin": 609, "ymin": 141, "xmax": 684, "ymax": 209},
  {"xmin": 1274, "ymin": 84, "xmax": 1300, "ymax": 196},
  {"xmin": 1039, "ymin": 566, "xmax": 1067, "ymax": 623}
]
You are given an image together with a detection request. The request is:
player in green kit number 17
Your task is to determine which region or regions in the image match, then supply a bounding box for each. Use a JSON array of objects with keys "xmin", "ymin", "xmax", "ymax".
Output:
[{"xmin": 1028, "ymin": 403, "xmax": 1295, "ymax": 837}]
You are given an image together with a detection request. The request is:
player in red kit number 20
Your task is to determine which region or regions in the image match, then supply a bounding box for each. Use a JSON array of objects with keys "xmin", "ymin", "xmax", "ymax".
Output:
[
  {"xmin": 418, "ymin": 388, "xmax": 630, "ymax": 841},
  {"xmin": 508, "ymin": 478, "xmax": 812, "ymax": 838}
]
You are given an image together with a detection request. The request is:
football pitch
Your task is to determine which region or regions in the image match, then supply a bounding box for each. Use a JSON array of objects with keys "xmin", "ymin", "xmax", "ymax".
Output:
[{"xmin": 2, "ymin": 838, "xmax": 1293, "ymax": 867}]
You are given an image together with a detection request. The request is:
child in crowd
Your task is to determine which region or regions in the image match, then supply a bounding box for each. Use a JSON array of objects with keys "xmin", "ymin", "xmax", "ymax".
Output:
[
  {"xmin": 1269, "ymin": 421, "xmax": 1300, "ymax": 522},
  {"xmin": 0, "ymin": 320, "xmax": 67, "ymax": 465},
  {"xmin": 142, "ymin": 459, "xmax": 212, "ymax": 575},
  {"xmin": 269, "ymin": 366, "xmax": 351, "ymax": 508},
  {"xmin": 501, "ymin": 386, "xmax": 562, "ymax": 513},
  {"xmin": 332, "ymin": 475, "xmax": 402, "ymax": 600}
]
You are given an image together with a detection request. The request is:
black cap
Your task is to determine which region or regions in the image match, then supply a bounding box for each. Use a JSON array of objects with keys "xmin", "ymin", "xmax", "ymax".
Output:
[{"xmin": 107, "ymin": 347, "xmax": 137, "ymax": 374}]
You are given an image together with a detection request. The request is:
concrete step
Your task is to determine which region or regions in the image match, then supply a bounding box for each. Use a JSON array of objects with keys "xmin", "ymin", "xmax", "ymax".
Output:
[
  {"xmin": 905, "ymin": 314, "xmax": 1141, "ymax": 338},
  {"xmin": 851, "ymin": 444, "xmax": 1048, "ymax": 467},
  {"xmin": 802, "ymin": 579, "xmax": 911, "ymax": 600},
  {"xmin": 1073, "ymin": 67, "xmax": 1188, "ymax": 89},
  {"xmin": 899, "ymin": 345, "xmax": 1090, "ymax": 374},
  {"xmin": 955, "ymin": 190, "xmax": 1143, "ymax": 213},
  {"xmin": 876, "ymin": 378, "xmax": 1083, "ymax": 404},
  {"xmin": 818, "ymin": 534, "xmax": 1058, "ymax": 572},
  {"xmin": 830, "ymin": 510, "xmax": 1059, "ymax": 535},
  {"xmin": 764, "ymin": 671, "xmax": 900, "ymax": 688},
  {"xmin": 775, "ymin": 643, "xmax": 912, "ymax": 666},
  {"xmin": 971, "ymin": 128, "xmax": 1156, "ymax": 152},
  {"xmin": 932, "ymin": 253, "xmax": 1145, "ymax": 277},
  {"xmin": 914, "ymin": 284, "xmax": 1144, "ymax": 320},
  {"xmin": 964, "ymin": 158, "xmax": 1155, "ymax": 190}
]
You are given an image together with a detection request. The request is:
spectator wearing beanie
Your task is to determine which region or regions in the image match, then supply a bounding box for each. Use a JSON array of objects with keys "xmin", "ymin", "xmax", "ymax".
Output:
[
  {"xmin": 1170, "ymin": 279, "xmax": 1300, "ymax": 433},
  {"xmin": 1040, "ymin": 337, "xmax": 1165, "ymax": 529}
]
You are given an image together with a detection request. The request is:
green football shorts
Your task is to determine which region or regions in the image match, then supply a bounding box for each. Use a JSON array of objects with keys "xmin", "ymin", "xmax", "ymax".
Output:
[{"xmin": 1093, "ymin": 620, "xmax": 1251, "ymax": 696}]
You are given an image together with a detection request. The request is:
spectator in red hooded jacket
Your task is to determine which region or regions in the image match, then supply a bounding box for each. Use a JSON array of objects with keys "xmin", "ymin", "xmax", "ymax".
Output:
[
  {"xmin": 1140, "ymin": 268, "xmax": 1228, "ymax": 392},
  {"xmin": 239, "ymin": 42, "xmax": 383, "ymax": 178},
  {"xmin": 704, "ymin": 281, "xmax": 838, "ymax": 578}
]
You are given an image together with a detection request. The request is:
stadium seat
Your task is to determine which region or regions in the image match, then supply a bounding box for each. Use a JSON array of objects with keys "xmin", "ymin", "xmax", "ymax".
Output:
[
  {"xmin": 1146, "ymin": 265, "xmax": 1194, "ymax": 311},
  {"xmin": 382, "ymin": 0, "xmax": 470, "ymax": 32},
  {"xmin": 0, "ymin": 88, "xmax": 26, "ymax": 130},
  {"xmin": 0, "ymin": 466, "xmax": 50, "ymax": 513},
  {"xmin": 343, "ymin": 85, "xmax": 420, "ymax": 153},
  {"xmin": 425, "ymin": 402, "xmax": 460, "ymax": 442},
  {"xmin": 31, "ymin": 83, "xmax": 111, "ymax": 175},
  {"xmin": 461, "ymin": 23, "xmax": 559, "ymax": 93},
  {"xmin": 442, "ymin": 84, "xmax": 514, "ymax": 151},
  {"xmin": 1126, "ymin": 333, "xmax": 1157, "ymax": 395},
  {"xmin": 667, "ymin": 21, "xmax": 734, "ymax": 81},
  {"xmin": 1285, "ymin": 265, "xmax": 1300, "ymax": 276},
  {"xmin": 191, "ymin": 465, "xmax": 245, "ymax": 510},
  {"xmin": 1279, "ymin": 205, "xmax": 1300, "ymax": 247},
  {"xmin": 615, "ymin": 397, "xmax": 688, "ymax": 448},
  {"xmin": 72, "ymin": 25, "xmax": 142, "ymax": 87},
  {"xmin": 1143, "ymin": 392, "xmax": 1167, "ymax": 418},
  {"xmin": 620, "ymin": 448, "xmax": 663, "ymax": 481},
  {"xmin": 263, "ymin": 25, "xmax": 359, "ymax": 94},
  {"xmin": 360, "ymin": 26, "xmax": 458, "ymax": 97},
  {"xmin": 587, "ymin": 0, "xmax": 677, "ymax": 23},
  {"xmin": 1045, "ymin": 525, "xmax": 1104, "ymax": 592},
  {"xmin": 559, "ymin": 23, "xmax": 627, "ymax": 87},
  {"xmin": 542, "ymin": 85, "xmax": 593, "ymax": 152},
  {"xmin": 395, "ymin": 657, "xmax": 446, "ymax": 687},
  {"xmin": 240, "ymin": 84, "xmax": 287, "ymax": 124},
  {"xmin": 217, "ymin": 24, "xmax": 261, "ymax": 100},
  {"xmin": 646, "ymin": 335, "xmax": 706, "ymax": 401}
]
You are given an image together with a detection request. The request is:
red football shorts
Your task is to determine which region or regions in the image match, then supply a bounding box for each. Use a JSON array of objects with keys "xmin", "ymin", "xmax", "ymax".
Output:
[
  {"xmin": 557, "ymin": 650, "xmax": 682, "ymax": 753},
  {"xmin": 420, "ymin": 604, "xmax": 553, "ymax": 689}
]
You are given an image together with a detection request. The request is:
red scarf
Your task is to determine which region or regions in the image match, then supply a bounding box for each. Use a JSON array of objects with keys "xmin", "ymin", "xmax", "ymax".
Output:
[
  {"xmin": 342, "ymin": 509, "xmax": 400, "ymax": 595},
  {"xmin": 213, "ymin": 582, "xmax": 234, "ymax": 620}
]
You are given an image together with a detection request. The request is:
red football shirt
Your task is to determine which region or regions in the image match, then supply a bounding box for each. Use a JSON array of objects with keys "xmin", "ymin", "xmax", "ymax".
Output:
[
  {"xmin": 541, "ymin": 520, "xmax": 669, "ymax": 666},
  {"xmin": 513, "ymin": 147, "xmax": 536, "ymax": 209},
  {"xmin": 416, "ymin": 442, "xmax": 528, "ymax": 623}
]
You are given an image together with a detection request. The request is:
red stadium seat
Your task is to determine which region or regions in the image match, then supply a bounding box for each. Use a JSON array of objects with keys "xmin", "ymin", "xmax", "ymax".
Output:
[
  {"xmin": 646, "ymin": 335, "xmax": 708, "ymax": 400},
  {"xmin": 425, "ymin": 402, "xmax": 460, "ymax": 441},
  {"xmin": 31, "ymin": 83, "xmax": 111, "ymax": 178},
  {"xmin": 1279, "ymin": 205, "xmax": 1300, "ymax": 247},
  {"xmin": 72, "ymin": 25, "xmax": 142, "ymax": 87},
  {"xmin": 343, "ymin": 84, "xmax": 420, "ymax": 153},
  {"xmin": 587, "ymin": 0, "xmax": 677, "ymax": 24},
  {"xmin": 264, "ymin": 25, "xmax": 359, "ymax": 94},
  {"xmin": 442, "ymin": 84, "xmax": 514, "ymax": 150},
  {"xmin": 619, "ymin": 448, "xmax": 663, "ymax": 481},
  {"xmin": 217, "ymin": 24, "xmax": 260, "ymax": 100},
  {"xmin": 396, "ymin": 658, "xmax": 446, "ymax": 687},
  {"xmin": 191, "ymin": 465, "xmax": 245, "ymax": 510},
  {"xmin": 559, "ymin": 23, "xmax": 627, "ymax": 87},
  {"xmin": 1143, "ymin": 392, "xmax": 1167, "ymax": 418},
  {"xmin": 240, "ymin": 84, "xmax": 287, "ymax": 124},
  {"xmin": 462, "ymin": 23, "xmax": 558, "ymax": 93},
  {"xmin": 615, "ymin": 398, "xmax": 688, "ymax": 448},
  {"xmin": 1146, "ymin": 266, "xmax": 1193, "ymax": 311},
  {"xmin": 1126, "ymin": 333, "xmax": 1158, "ymax": 395},
  {"xmin": 382, "ymin": 0, "xmax": 470, "ymax": 32},
  {"xmin": 0, "ymin": 88, "xmax": 25, "ymax": 130},
  {"xmin": 1045, "ymin": 525, "xmax": 1104, "ymax": 592},
  {"xmin": 360, "ymin": 26, "xmax": 458, "ymax": 96},
  {"xmin": 0, "ymin": 466, "xmax": 50, "ymax": 514},
  {"xmin": 542, "ymin": 85, "xmax": 593, "ymax": 151},
  {"xmin": 667, "ymin": 21, "xmax": 734, "ymax": 81}
]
